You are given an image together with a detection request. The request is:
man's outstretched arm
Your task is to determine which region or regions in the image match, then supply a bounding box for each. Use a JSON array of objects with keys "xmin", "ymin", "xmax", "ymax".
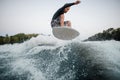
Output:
[
  {"xmin": 63, "ymin": 0, "xmax": 81, "ymax": 8},
  {"xmin": 74, "ymin": 0, "xmax": 81, "ymax": 5}
]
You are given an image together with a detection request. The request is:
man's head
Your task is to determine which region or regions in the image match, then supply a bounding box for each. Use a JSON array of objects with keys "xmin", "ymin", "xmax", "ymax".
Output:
[{"xmin": 64, "ymin": 7, "xmax": 70, "ymax": 13}]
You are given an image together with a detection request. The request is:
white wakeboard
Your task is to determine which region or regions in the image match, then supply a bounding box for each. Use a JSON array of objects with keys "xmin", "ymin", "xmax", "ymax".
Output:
[{"xmin": 52, "ymin": 27, "xmax": 80, "ymax": 40}]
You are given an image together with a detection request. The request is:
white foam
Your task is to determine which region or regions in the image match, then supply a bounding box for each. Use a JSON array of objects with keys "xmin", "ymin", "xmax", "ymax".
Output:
[
  {"xmin": 11, "ymin": 58, "xmax": 46, "ymax": 80},
  {"xmin": 0, "ymin": 35, "xmax": 120, "ymax": 80}
]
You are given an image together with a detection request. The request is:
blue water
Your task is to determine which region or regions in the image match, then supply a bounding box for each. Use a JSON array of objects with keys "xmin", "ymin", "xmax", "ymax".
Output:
[{"xmin": 0, "ymin": 35, "xmax": 120, "ymax": 80}]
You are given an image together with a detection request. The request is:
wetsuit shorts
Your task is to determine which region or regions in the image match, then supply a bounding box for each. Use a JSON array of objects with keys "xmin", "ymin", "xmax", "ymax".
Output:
[{"xmin": 51, "ymin": 17, "xmax": 68, "ymax": 27}]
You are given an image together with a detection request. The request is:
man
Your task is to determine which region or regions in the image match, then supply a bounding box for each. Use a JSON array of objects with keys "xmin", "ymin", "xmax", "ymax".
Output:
[{"xmin": 51, "ymin": 0, "xmax": 81, "ymax": 27}]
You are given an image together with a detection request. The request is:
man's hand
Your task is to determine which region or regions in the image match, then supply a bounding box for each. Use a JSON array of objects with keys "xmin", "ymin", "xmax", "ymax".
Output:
[{"xmin": 74, "ymin": 0, "xmax": 81, "ymax": 5}]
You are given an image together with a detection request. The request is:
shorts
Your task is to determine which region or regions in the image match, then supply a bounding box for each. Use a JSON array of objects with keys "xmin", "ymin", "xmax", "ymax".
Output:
[{"xmin": 51, "ymin": 17, "xmax": 68, "ymax": 27}]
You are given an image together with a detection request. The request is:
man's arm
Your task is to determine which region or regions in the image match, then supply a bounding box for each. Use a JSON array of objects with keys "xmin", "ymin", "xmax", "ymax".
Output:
[
  {"xmin": 63, "ymin": 0, "xmax": 81, "ymax": 8},
  {"xmin": 74, "ymin": 0, "xmax": 81, "ymax": 5},
  {"xmin": 60, "ymin": 14, "xmax": 64, "ymax": 27}
]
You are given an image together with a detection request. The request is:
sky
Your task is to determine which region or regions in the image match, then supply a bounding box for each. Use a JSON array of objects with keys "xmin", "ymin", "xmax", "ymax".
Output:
[{"xmin": 0, "ymin": 0, "xmax": 120, "ymax": 39}]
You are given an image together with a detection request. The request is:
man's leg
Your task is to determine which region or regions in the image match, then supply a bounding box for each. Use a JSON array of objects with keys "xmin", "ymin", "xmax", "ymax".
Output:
[{"xmin": 64, "ymin": 21, "xmax": 71, "ymax": 27}]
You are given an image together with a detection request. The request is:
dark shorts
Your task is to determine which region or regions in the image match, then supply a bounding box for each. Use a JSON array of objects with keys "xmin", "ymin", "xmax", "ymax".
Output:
[{"xmin": 51, "ymin": 17, "xmax": 68, "ymax": 27}]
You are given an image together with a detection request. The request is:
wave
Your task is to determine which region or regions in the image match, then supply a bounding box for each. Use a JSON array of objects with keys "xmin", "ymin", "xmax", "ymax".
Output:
[{"xmin": 0, "ymin": 35, "xmax": 120, "ymax": 80}]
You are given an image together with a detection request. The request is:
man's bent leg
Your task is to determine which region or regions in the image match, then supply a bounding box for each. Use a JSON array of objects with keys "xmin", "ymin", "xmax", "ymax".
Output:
[{"xmin": 64, "ymin": 21, "xmax": 71, "ymax": 27}]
